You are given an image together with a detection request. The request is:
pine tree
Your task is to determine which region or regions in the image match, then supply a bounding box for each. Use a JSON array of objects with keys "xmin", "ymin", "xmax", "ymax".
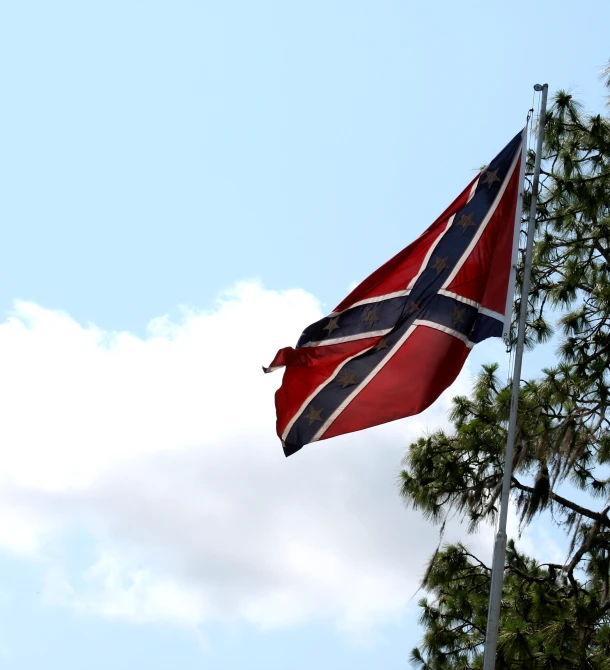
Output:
[{"xmin": 400, "ymin": 66, "xmax": 610, "ymax": 669}]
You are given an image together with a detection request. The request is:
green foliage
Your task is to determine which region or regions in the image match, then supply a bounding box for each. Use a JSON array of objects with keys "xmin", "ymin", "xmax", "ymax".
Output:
[
  {"xmin": 400, "ymin": 71, "xmax": 610, "ymax": 668},
  {"xmin": 408, "ymin": 541, "xmax": 610, "ymax": 670}
]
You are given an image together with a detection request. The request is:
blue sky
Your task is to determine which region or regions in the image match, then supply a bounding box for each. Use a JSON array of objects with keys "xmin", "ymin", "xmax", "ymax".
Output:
[{"xmin": 0, "ymin": 1, "xmax": 609, "ymax": 669}]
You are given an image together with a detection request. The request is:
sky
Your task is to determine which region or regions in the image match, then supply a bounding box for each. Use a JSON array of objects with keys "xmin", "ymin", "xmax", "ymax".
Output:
[{"xmin": 0, "ymin": 1, "xmax": 608, "ymax": 668}]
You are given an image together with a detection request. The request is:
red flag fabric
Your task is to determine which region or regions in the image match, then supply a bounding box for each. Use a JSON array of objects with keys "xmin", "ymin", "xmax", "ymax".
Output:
[{"xmin": 265, "ymin": 130, "xmax": 525, "ymax": 456}]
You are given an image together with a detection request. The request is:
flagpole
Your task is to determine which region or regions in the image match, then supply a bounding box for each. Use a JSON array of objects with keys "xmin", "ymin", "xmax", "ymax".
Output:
[{"xmin": 482, "ymin": 83, "xmax": 548, "ymax": 670}]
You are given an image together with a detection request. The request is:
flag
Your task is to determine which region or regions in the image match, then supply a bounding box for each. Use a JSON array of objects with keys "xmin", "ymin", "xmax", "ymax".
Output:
[{"xmin": 265, "ymin": 130, "xmax": 525, "ymax": 457}]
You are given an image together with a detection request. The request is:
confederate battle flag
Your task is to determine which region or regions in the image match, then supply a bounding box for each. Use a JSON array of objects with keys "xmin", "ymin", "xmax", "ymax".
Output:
[{"xmin": 265, "ymin": 130, "xmax": 525, "ymax": 456}]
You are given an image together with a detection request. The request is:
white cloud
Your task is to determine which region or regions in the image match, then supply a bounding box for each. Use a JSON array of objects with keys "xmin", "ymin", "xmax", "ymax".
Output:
[
  {"xmin": 44, "ymin": 555, "xmax": 206, "ymax": 626},
  {"xmin": 0, "ymin": 280, "xmax": 488, "ymax": 632}
]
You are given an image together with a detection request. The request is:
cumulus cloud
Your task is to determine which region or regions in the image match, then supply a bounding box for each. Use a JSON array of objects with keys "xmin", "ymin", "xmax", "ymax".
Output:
[
  {"xmin": 0, "ymin": 281, "xmax": 489, "ymax": 632},
  {"xmin": 43, "ymin": 555, "xmax": 206, "ymax": 627}
]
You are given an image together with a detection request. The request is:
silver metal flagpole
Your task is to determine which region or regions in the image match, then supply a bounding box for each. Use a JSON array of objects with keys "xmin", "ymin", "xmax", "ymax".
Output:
[{"xmin": 482, "ymin": 83, "xmax": 549, "ymax": 670}]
